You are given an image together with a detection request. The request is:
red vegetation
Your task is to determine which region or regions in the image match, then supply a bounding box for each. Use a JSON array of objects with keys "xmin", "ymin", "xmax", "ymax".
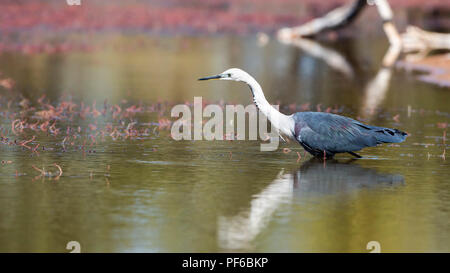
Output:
[
  {"xmin": 1, "ymin": 96, "xmax": 167, "ymax": 156},
  {"xmin": 0, "ymin": 0, "xmax": 447, "ymax": 54},
  {"xmin": 0, "ymin": 0, "xmax": 448, "ymax": 35}
]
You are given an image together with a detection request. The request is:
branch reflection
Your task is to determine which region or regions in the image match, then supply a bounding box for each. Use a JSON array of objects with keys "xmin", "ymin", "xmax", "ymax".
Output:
[
  {"xmin": 360, "ymin": 43, "xmax": 401, "ymax": 120},
  {"xmin": 278, "ymin": 37, "xmax": 354, "ymax": 78},
  {"xmin": 278, "ymin": 36, "xmax": 401, "ymax": 121}
]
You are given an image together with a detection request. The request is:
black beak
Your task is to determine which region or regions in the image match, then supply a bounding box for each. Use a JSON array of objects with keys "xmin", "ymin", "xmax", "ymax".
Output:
[{"xmin": 198, "ymin": 74, "xmax": 222, "ymax": 81}]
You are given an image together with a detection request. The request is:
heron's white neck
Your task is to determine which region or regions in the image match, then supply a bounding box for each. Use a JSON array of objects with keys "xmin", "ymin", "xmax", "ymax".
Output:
[{"xmin": 243, "ymin": 76, "xmax": 294, "ymax": 138}]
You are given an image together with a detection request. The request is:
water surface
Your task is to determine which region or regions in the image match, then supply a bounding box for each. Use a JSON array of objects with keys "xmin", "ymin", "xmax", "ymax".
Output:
[{"xmin": 0, "ymin": 35, "xmax": 449, "ymax": 252}]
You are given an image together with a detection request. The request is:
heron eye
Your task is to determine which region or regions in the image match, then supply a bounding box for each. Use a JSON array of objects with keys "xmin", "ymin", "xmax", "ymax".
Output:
[{"xmin": 227, "ymin": 73, "xmax": 231, "ymax": 77}]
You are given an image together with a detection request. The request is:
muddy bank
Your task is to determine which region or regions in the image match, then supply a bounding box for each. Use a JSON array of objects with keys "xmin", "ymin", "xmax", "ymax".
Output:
[{"xmin": 397, "ymin": 54, "xmax": 450, "ymax": 88}]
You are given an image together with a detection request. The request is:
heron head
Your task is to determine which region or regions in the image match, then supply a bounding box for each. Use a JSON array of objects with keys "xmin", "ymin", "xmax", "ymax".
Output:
[{"xmin": 198, "ymin": 68, "xmax": 249, "ymax": 82}]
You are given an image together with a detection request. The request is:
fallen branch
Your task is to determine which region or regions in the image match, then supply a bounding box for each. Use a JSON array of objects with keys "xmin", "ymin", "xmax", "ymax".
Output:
[
  {"xmin": 402, "ymin": 26, "xmax": 450, "ymax": 61},
  {"xmin": 277, "ymin": 0, "xmax": 401, "ymax": 54},
  {"xmin": 278, "ymin": 0, "xmax": 366, "ymax": 39}
]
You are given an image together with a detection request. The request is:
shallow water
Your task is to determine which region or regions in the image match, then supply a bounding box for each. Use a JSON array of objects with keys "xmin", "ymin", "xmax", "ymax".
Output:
[{"xmin": 0, "ymin": 35, "xmax": 449, "ymax": 252}]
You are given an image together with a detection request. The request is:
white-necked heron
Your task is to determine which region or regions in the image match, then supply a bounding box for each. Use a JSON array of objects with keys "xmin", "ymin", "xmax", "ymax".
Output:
[{"xmin": 199, "ymin": 68, "xmax": 407, "ymax": 158}]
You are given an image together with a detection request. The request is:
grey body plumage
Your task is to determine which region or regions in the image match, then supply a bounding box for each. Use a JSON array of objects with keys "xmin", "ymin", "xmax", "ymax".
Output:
[{"xmin": 292, "ymin": 112, "xmax": 407, "ymax": 158}]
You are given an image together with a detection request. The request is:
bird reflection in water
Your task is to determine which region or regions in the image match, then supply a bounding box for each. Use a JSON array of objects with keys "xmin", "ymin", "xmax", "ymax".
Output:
[
  {"xmin": 291, "ymin": 158, "xmax": 404, "ymax": 195},
  {"xmin": 218, "ymin": 159, "xmax": 404, "ymax": 251}
]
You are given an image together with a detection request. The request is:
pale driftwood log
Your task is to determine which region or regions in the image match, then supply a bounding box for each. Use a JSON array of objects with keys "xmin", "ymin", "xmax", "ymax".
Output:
[
  {"xmin": 277, "ymin": 0, "xmax": 402, "ymax": 62},
  {"xmin": 278, "ymin": 0, "xmax": 366, "ymax": 39},
  {"xmin": 402, "ymin": 26, "xmax": 450, "ymax": 61},
  {"xmin": 278, "ymin": 0, "xmax": 450, "ymax": 61},
  {"xmin": 381, "ymin": 23, "xmax": 401, "ymax": 66},
  {"xmin": 372, "ymin": 0, "xmax": 402, "ymax": 66}
]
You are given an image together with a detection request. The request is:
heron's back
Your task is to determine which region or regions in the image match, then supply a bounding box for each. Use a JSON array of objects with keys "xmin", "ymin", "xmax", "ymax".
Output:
[{"xmin": 292, "ymin": 111, "xmax": 407, "ymax": 155}]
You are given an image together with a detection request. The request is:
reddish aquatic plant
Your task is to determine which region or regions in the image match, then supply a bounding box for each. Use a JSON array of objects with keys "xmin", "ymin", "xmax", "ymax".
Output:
[
  {"xmin": 0, "ymin": 78, "xmax": 14, "ymax": 90},
  {"xmin": 437, "ymin": 122, "xmax": 448, "ymax": 129},
  {"xmin": 296, "ymin": 151, "xmax": 302, "ymax": 163}
]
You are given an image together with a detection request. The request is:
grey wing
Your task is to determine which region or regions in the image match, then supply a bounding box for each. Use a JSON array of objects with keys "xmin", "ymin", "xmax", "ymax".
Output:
[{"xmin": 294, "ymin": 112, "xmax": 378, "ymax": 153}]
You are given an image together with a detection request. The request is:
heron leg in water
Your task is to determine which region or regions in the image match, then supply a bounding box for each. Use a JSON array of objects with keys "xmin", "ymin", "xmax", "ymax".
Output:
[{"xmin": 348, "ymin": 151, "xmax": 362, "ymax": 158}]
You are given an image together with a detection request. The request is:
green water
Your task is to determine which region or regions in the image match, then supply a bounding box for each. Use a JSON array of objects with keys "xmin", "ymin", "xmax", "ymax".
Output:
[{"xmin": 0, "ymin": 35, "xmax": 449, "ymax": 252}]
